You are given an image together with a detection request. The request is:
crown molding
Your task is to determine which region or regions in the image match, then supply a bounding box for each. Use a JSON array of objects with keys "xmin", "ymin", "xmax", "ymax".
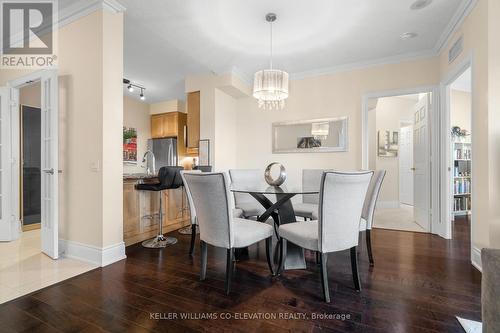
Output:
[
  {"xmin": 57, "ymin": 0, "xmax": 126, "ymax": 29},
  {"xmin": 228, "ymin": 67, "xmax": 252, "ymax": 86},
  {"xmin": 228, "ymin": 49, "xmax": 437, "ymax": 85},
  {"xmin": 433, "ymin": 0, "xmax": 478, "ymax": 54},
  {"xmin": 103, "ymin": 0, "xmax": 127, "ymax": 13},
  {"xmin": 289, "ymin": 49, "xmax": 437, "ymax": 81}
]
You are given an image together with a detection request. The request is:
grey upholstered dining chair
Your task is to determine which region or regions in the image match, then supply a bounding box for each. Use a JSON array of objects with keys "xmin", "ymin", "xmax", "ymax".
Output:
[
  {"xmin": 183, "ymin": 172, "xmax": 275, "ymax": 295},
  {"xmin": 180, "ymin": 170, "xmax": 202, "ymax": 256},
  {"xmin": 294, "ymin": 169, "xmax": 324, "ymax": 220},
  {"xmin": 278, "ymin": 171, "xmax": 373, "ymax": 303},
  {"xmin": 359, "ymin": 170, "xmax": 386, "ymax": 266},
  {"xmin": 180, "ymin": 170, "xmax": 244, "ymax": 257},
  {"xmin": 228, "ymin": 169, "xmax": 266, "ymax": 219}
]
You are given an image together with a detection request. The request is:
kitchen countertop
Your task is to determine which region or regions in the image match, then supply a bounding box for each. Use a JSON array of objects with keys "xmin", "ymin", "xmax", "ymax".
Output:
[{"xmin": 123, "ymin": 173, "xmax": 158, "ymax": 181}]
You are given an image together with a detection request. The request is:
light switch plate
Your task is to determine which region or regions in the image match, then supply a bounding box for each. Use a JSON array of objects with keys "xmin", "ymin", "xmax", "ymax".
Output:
[{"xmin": 90, "ymin": 160, "xmax": 100, "ymax": 172}]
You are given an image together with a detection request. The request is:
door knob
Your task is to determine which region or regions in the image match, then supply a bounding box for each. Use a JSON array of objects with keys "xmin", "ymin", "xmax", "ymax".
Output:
[
  {"xmin": 411, "ymin": 167, "xmax": 416, "ymax": 171},
  {"xmin": 43, "ymin": 168, "xmax": 54, "ymax": 175}
]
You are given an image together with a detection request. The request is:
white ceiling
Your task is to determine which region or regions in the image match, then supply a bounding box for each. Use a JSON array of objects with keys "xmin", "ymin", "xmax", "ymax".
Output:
[{"xmin": 113, "ymin": 0, "xmax": 470, "ymax": 102}]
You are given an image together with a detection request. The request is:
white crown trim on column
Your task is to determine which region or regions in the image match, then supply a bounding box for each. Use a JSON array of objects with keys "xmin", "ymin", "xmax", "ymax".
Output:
[
  {"xmin": 57, "ymin": 0, "xmax": 126, "ymax": 29},
  {"xmin": 103, "ymin": 0, "xmax": 127, "ymax": 13},
  {"xmin": 433, "ymin": 0, "xmax": 478, "ymax": 54}
]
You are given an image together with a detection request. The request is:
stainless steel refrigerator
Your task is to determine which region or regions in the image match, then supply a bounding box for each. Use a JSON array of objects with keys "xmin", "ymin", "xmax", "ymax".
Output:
[{"xmin": 147, "ymin": 138, "xmax": 178, "ymax": 169}]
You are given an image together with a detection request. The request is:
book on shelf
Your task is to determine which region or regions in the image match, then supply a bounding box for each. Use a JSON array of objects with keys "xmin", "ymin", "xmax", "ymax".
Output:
[
  {"xmin": 454, "ymin": 196, "xmax": 470, "ymax": 212},
  {"xmin": 454, "ymin": 178, "xmax": 471, "ymax": 194},
  {"xmin": 454, "ymin": 147, "xmax": 471, "ymax": 160}
]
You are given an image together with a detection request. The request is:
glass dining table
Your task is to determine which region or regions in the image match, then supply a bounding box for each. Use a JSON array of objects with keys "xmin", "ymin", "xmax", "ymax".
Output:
[{"xmin": 230, "ymin": 185, "xmax": 319, "ymax": 270}]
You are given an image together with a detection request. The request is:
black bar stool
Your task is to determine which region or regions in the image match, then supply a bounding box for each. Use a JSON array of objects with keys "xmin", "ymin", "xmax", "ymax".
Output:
[
  {"xmin": 136, "ymin": 166, "xmax": 184, "ymax": 248},
  {"xmin": 193, "ymin": 165, "xmax": 212, "ymax": 172}
]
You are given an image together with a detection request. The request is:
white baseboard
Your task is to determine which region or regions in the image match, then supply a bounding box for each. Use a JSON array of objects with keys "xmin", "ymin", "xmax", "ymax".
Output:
[
  {"xmin": 59, "ymin": 239, "xmax": 126, "ymax": 267},
  {"xmin": 471, "ymin": 246, "xmax": 482, "ymax": 272},
  {"xmin": 377, "ymin": 201, "xmax": 401, "ymax": 209}
]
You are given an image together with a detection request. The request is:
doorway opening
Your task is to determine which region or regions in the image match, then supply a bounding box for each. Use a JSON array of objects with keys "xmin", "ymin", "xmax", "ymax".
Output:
[
  {"xmin": 20, "ymin": 82, "xmax": 42, "ymax": 232},
  {"xmin": 449, "ymin": 68, "xmax": 472, "ymax": 223},
  {"xmin": 442, "ymin": 66, "xmax": 473, "ymax": 253},
  {"xmin": 365, "ymin": 92, "xmax": 433, "ymax": 233}
]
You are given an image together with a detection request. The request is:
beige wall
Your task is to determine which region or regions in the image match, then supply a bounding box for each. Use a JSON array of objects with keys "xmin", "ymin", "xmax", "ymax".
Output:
[
  {"xmin": 487, "ymin": 0, "xmax": 500, "ymax": 249},
  {"xmin": 185, "ymin": 73, "xmax": 248, "ymax": 170},
  {"xmin": 450, "ymin": 90, "xmax": 471, "ymax": 132},
  {"xmin": 149, "ymin": 99, "xmax": 185, "ymax": 115},
  {"xmin": 214, "ymin": 88, "xmax": 238, "ymax": 172},
  {"xmin": 19, "ymin": 82, "xmax": 41, "ymax": 107},
  {"xmin": 1, "ymin": 9, "xmax": 124, "ymax": 256},
  {"xmin": 123, "ymin": 96, "xmax": 150, "ymax": 173},
  {"xmin": 101, "ymin": 9, "xmax": 124, "ymax": 248},
  {"xmin": 438, "ymin": 0, "xmax": 500, "ymax": 250},
  {"xmin": 370, "ymin": 97, "xmax": 415, "ymax": 203}
]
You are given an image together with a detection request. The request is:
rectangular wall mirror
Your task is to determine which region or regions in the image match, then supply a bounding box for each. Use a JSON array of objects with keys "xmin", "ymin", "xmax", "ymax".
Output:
[{"xmin": 272, "ymin": 117, "xmax": 348, "ymax": 153}]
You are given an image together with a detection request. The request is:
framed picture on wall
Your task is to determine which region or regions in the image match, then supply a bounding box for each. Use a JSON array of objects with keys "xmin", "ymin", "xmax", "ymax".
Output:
[
  {"xmin": 378, "ymin": 130, "xmax": 399, "ymax": 157},
  {"xmin": 123, "ymin": 127, "xmax": 138, "ymax": 163}
]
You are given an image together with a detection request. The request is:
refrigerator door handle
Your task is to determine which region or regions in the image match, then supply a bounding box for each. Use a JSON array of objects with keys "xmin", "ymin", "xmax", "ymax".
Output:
[{"xmin": 168, "ymin": 144, "xmax": 173, "ymax": 166}]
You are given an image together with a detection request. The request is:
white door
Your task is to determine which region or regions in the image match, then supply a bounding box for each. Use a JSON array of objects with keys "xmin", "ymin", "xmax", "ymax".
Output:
[
  {"xmin": 40, "ymin": 72, "xmax": 59, "ymax": 259},
  {"xmin": 399, "ymin": 125, "xmax": 414, "ymax": 205},
  {"xmin": 0, "ymin": 88, "xmax": 17, "ymax": 241},
  {"xmin": 413, "ymin": 94, "xmax": 431, "ymax": 231}
]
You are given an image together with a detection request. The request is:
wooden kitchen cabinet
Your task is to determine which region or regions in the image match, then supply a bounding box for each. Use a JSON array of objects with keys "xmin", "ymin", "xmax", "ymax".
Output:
[
  {"xmin": 151, "ymin": 112, "xmax": 186, "ymax": 139},
  {"xmin": 187, "ymin": 91, "xmax": 200, "ymax": 148}
]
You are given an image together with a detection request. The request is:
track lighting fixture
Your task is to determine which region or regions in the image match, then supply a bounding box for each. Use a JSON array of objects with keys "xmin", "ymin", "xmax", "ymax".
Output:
[{"xmin": 123, "ymin": 78, "xmax": 146, "ymax": 101}]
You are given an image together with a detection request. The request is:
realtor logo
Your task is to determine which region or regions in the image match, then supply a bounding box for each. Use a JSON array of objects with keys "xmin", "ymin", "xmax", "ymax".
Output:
[{"xmin": 1, "ymin": 0, "xmax": 57, "ymax": 68}]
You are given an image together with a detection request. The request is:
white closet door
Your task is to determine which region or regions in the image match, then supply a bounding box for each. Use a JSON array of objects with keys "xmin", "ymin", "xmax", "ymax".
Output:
[
  {"xmin": 40, "ymin": 72, "xmax": 59, "ymax": 259},
  {"xmin": 399, "ymin": 125, "xmax": 414, "ymax": 205}
]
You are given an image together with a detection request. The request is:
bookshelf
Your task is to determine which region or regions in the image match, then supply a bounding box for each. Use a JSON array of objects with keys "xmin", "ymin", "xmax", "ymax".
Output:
[{"xmin": 452, "ymin": 138, "xmax": 471, "ymax": 216}]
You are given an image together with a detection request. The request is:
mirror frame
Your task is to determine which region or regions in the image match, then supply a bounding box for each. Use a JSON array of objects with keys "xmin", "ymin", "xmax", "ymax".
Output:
[{"xmin": 272, "ymin": 116, "xmax": 349, "ymax": 154}]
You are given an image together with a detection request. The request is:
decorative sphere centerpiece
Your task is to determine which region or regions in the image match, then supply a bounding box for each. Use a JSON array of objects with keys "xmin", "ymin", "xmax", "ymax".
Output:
[{"xmin": 264, "ymin": 162, "xmax": 287, "ymax": 186}]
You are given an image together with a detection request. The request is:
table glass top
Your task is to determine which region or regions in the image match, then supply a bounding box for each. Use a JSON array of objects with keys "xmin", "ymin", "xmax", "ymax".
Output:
[{"xmin": 230, "ymin": 184, "xmax": 318, "ymax": 195}]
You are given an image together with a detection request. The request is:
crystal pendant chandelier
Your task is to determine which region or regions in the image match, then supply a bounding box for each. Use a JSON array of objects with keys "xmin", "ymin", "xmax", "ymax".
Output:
[{"xmin": 253, "ymin": 13, "xmax": 289, "ymax": 110}]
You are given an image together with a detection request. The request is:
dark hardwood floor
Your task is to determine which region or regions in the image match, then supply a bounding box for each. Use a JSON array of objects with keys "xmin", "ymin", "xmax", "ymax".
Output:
[{"xmin": 0, "ymin": 216, "xmax": 480, "ymax": 332}]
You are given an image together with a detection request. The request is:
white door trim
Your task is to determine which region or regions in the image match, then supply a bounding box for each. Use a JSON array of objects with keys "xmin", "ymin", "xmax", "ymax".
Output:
[
  {"xmin": 361, "ymin": 85, "xmax": 440, "ymax": 235},
  {"xmin": 0, "ymin": 88, "xmax": 19, "ymax": 241},
  {"xmin": 439, "ymin": 52, "xmax": 474, "ymax": 243}
]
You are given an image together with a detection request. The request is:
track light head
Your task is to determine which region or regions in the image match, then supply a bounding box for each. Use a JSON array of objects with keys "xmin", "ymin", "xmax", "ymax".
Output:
[{"xmin": 124, "ymin": 78, "xmax": 146, "ymax": 101}]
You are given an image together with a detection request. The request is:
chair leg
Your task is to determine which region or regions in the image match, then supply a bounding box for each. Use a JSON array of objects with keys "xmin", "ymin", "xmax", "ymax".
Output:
[
  {"xmin": 350, "ymin": 246, "xmax": 361, "ymax": 291},
  {"xmin": 200, "ymin": 241, "xmax": 207, "ymax": 281},
  {"xmin": 189, "ymin": 224, "xmax": 197, "ymax": 257},
  {"xmin": 279, "ymin": 238, "xmax": 287, "ymax": 274},
  {"xmin": 265, "ymin": 237, "xmax": 275, "ymax": 276},
  {"xmin": 320, "ymin": 252, "xmax": 330, "ymax": 303},
  {"xmin": 225, "ymin": 248, "xmax": 234, "ymax": 295},
  {"xmin": 366, "ymin": 229, "xmax": 374, "ymax": 266}
]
